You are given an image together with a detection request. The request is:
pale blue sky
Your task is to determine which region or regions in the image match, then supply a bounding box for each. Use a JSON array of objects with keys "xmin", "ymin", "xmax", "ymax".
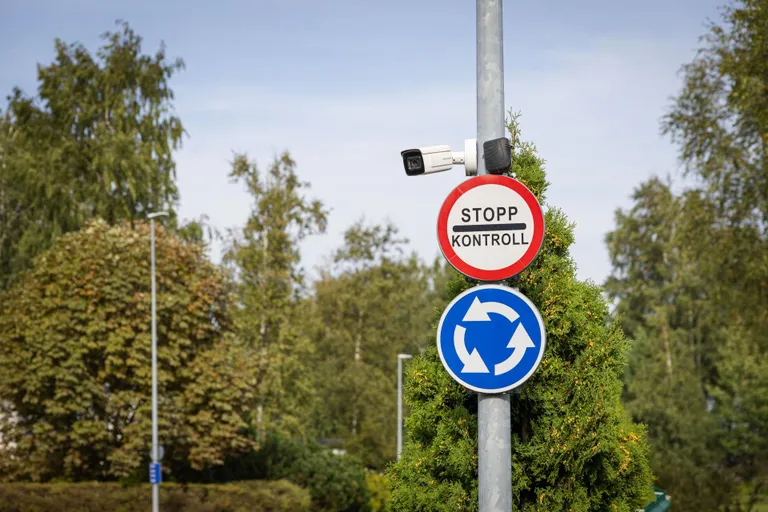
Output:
[{"xmin": 1, "ymin": 0, "xmax": 723, "ymax": 284}]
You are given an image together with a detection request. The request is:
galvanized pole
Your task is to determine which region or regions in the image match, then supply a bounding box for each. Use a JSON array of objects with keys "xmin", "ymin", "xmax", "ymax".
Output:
[
  {"xmin": 397, "ymin": 353, "xmax": 412, "ymax": 460},
  {"xmin": 149, "ymin": 211, "xmax": 168, "ymax": 512},
  {"xmin": 476, "ymin": 1, "xmax": 513, "ymax": 511}
]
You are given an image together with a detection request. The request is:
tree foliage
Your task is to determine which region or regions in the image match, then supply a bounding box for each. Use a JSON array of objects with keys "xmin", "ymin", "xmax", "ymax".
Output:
[
  {"xmin": 0, "ymin": 20, "xmax": 185, "ymax": 289},
  {"xmin": 244, "ymin": 432, "xmax": 372, "ymax": 512},
  {"xmin": 0, "ymin": 480, "xmax": 311, "ymax": 512},
  {"xmin": 386, "ymin": 118, "xmax": 653, "ymax": 511},
  {"xmin": 662, "ymin": 0, "xmax": 768, "ymax": 225},
  {"xmin": 182, "ymin": 431, "xmax": 372, "ymax": 512},
  {"xmin": 224, "ymin": 152, "xmax": 327, "ymax": 440},
  {"xmin": 607, "ymin": 2, "xmax": 768, "ymax": 509},
  {"xmin": 607, "ymin": 177, "xmax": 768, "ymax": 511},
  {"xmin": 310, "ymin": 221, "xmax": 439, "ymax": 470},
  {"xmin": 0, "ymin": 220, "xmax": 254, "ymax": 481},
  {"xmin": 606, "ymin": 180, "xmax": 728, "ymax": 509}
]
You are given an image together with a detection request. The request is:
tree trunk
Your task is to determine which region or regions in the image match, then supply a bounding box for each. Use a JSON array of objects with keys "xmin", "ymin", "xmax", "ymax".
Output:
[
  {"xmin": 351, "ymin": 309, "xmax": 364, "ymax": 436},
  {"xmin": 660, "ymin": 310, "xmax": 673, "ymax": 377},
  {"xmin": 256, "ymin": 230, "xmax": 269, "ymax": 440}
]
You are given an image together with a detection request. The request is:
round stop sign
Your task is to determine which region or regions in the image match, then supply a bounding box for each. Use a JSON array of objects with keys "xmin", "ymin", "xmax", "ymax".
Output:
[{"xmin": 436, "ymin": 175, "xmax": 545, "ymax": 281}]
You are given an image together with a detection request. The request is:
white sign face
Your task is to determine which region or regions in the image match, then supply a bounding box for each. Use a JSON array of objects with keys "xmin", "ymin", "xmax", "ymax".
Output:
[
  {"xmin": 437, "ymin": 175, "xmax": 544, "ymax": 281},
  {"xmin": 447, "ymin": 184, "xmax": 534, "ymax": 270}
]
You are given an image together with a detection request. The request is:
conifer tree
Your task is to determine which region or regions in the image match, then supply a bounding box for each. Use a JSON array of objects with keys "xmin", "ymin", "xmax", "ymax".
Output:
[{"xmin": 386, "ymin": 116, "xmax": 653, "ymax": 511}]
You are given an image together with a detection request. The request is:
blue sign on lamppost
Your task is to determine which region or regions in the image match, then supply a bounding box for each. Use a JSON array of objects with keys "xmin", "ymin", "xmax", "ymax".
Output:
[{"xmin": 149, "ymin": 462, "xmax": 162, "ymax": 485}]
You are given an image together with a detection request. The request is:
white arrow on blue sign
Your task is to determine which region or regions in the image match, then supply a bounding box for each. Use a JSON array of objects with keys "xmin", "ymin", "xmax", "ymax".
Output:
[
  {"xmin": 149, "ymin": 462, "xmax": 162, "ymax": 484},
  {"xmin": 436, "ymin": 284, "xmax": 546, "ymax": 393}
]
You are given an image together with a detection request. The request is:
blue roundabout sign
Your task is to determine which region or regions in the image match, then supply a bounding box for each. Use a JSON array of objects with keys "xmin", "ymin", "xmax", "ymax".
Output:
[{"xmin": 436, "ymin": 284, "xmax": 546, "ymax": 394}]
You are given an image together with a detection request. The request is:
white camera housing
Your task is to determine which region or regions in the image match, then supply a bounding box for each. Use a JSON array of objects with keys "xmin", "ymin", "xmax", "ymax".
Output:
[{"xmin": 401, "ymin": 139, "xmax": 477, "ymax": 177}]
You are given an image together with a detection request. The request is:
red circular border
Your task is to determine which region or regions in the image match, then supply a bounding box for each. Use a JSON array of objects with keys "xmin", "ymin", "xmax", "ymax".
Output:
[{"xmin": 436, "ymin": 175, "xmax": 545, "ymax": 281}]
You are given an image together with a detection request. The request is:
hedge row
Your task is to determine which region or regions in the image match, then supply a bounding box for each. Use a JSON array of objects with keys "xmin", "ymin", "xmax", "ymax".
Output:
[
  {"xmin": 189, "ymin": 431, "xmax": 374, "ymax": 512},
  {"xmin": 0, "ymin": 480, "xmax": 310, "ymax": 512}
]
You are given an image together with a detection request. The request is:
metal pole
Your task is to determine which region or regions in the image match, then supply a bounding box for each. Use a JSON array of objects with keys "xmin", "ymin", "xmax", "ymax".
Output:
[
  {"xmin": 476, "ymin": 1, "xmax": 512, "ymax": 511},
  {"xmin": 149, "ymin": 218, "xmax": 160, "ymax": 512},
  {"xmin": 397, "ymin": 354, "xmax": 412, "ymax": 460},
  {"xmin": 150, "ymin": 218, "xmax": 159, "ymax": 512},
  {"xmin": 149, "ymin": 211, "xmax": 167, "ymax": 512}
]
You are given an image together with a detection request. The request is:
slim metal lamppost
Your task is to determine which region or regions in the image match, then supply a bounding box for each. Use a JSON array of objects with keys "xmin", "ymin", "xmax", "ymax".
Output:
[
  {"xmin": 148, "ymin": 211, "xmax": 168, "ymax": 512},
  {"xmin": 397, "ymin": 353, "xmax": 413, "ymax": 460}
]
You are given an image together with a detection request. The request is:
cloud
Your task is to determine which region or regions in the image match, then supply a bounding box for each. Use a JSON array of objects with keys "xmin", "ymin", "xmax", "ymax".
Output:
[{"xmin": 172, "ymin": 35, "xmax": 692, "ymax": 285}]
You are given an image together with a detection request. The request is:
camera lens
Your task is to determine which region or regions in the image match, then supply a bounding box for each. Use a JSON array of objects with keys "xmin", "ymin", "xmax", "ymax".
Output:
[{"xmin": 406, "ymin": 155, "xmax": 423, "ymax": 171}]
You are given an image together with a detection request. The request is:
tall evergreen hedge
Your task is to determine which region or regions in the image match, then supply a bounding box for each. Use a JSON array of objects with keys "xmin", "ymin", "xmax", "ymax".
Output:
[{"xmin": 386, "ymin": 127, "xmax": 654, "ymax": 511}]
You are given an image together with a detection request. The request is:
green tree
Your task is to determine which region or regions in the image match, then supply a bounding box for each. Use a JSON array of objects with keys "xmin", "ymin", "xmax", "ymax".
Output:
[
  {"xmin": 206, "ymin": 431, "xmax": 373, "ymax": 512},
  {"xmin": 605, "ymin": 179, "xmax": 727, "ymax": 509},
  {"xmin": 662, "ymin": 0, "xmax": 768, "ymax": 225},
  {"xmin": 386, "ymin": 118, "xmax": 653, "ymax": 511},
  {"xmin": 607, "ymin": 176, "xmax": 768, "ymax": 511},
  {"xmin": 0, "ymin": 220, "xmax": 254, "ymax": 482},
  {"xmin": 606, "ymin": 1, "xmax": 768, "ymax": 508},
  {"xmin": 310, "ymin": 221, "xmax": 437, "ymax": 469},
  {"xmin": 223, "ymin": 152, "xmax": 327, "ymax": 440},
  {"xmin": 0, "ymin": 21, "xmax": 185, "ymax": 289},
  {"xmin": 663, "ymin": 11, "xmax": 768, "ymax": 501}
]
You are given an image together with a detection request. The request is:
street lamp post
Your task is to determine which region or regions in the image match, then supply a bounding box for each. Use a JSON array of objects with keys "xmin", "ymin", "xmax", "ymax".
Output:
[
  {"xmin": 148, "ymin": 211, "xmax": 168, "ymax": 512},
  {"xmin": 397, "ymin": 353, "xmax": 413, "ymax": 460}
]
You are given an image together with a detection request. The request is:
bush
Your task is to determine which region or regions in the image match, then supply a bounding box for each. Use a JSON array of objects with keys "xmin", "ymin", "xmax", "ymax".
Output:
[
  {"xmin": 0, "ymin": 480, "xmax": 310, "ymax": 512},
  {"xmin": 286, "ymin": 442, "xmax": 371, "ymax": 512},
  {"xmin": 365, "ymin": 471, "xmax": 390, "ymax": 512},
  {"xmin": 189, "ymin": 431, "xmax": 372, "ymax": 512}
]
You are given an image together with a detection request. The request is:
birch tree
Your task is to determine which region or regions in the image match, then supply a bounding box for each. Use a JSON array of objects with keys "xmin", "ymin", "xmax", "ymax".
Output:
[
  {"xmin": 224, "ymin": 152, "xmax": 327, "ymax": 440},
  {"xmin": 0, "ymin": 21, "xmax": 184, "ymax": 289}
]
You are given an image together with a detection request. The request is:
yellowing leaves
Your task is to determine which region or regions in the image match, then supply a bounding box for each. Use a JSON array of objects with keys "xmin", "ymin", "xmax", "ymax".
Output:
[{"xmin": 0, "ymin": 220, "xmax": 250, "ymax": 480}]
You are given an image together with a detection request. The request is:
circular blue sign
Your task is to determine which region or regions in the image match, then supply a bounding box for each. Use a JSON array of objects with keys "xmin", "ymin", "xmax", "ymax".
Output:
[{"xmin": 436, "ymin": 284, "xmax": 546, "ymax": 393}]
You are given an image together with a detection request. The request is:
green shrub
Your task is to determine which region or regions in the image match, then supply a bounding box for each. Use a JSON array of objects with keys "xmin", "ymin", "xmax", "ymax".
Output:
[
  {"xmin": 286, "ymin": 442, "xmax": 371, "ymax": 512},
  {"xmin": 189, "ymin": 431, "xmax": 372, "ymax": 512},
  {"xmin": 365, "ymin": 471, "xmax": 390, "ymax": 512},
  {"xmin": 0, "ymin": 480, "xmax": 310, "ymax": 512}
]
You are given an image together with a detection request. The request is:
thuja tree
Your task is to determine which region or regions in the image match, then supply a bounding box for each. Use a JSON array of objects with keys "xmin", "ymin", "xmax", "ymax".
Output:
[{"xmin": 386, "ymin": 117, "xmax": 653, "ymax": 511}]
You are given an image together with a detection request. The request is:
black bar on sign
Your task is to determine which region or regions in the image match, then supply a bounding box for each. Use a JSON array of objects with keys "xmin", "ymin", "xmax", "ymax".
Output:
[{"xmin": 453, "ymin": 223, "xmax": 527, "ymax": 233}]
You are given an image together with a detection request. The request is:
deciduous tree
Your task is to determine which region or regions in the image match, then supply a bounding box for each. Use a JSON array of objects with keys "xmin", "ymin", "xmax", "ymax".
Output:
[
  {"xmin": 310, "ymin": 221, "xmax": 437, "ymax": 469},
  {"xmin": 607, "ymin": 1, "xmax": 768, "ymax": 508},
  {"xmin": 0, "ymin": 21, "xmax": 184, "ymax": 289},
  {"xmin": 0, "ymin": 220, "xmax": 254, "ymax": 481},
  {"xmin": 224, "ymin": 152, "xmax": 327, "ymax": 440}
]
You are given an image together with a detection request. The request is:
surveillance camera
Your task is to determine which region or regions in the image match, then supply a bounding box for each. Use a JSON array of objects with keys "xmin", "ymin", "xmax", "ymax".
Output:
[
  {"xmin": 401, "ymin": 139, "xmax": 477, "ymax": 176},
  {"xmin": 401, "ymin": 145, "xmax": 453, "ymax": 176}
]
